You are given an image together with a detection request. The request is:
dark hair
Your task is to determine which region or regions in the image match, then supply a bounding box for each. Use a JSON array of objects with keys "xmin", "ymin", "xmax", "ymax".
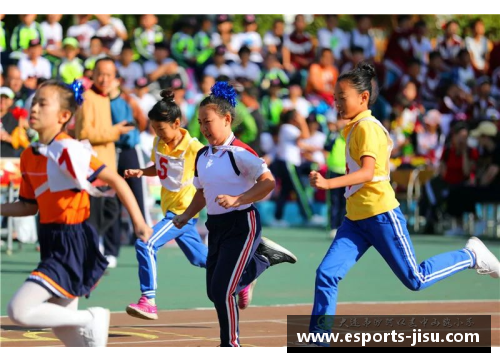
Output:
[
  {"xmin": 280, "ymin": 109, "xmax": 297, "ymax": 125},
  {"xmin": 414, "ymin": 20, "xmax": 427, "ymax": 29},
  {"xmin": 148, "ymin": 89, "xmax": 182, "ymax": 123},
  {"xmin": 238, "ymin": 45, "xmax": 251, "ymax": 57},
  {"xmin": 350, "ymin": 45, "xmax": 364, "ymax": 54},
  {"xmin": 337, "ymin": 61, "xmax": 378, "ymax": 106},
  {"xmin": 458, "ymin": 48, "xmax": 470, "ymax": 58},
  {"xmin": 445, "ymin": 19, "xmax": 459, "ymax": 30},
  {"xmin": 470, "ymin": 18, "xmax": 483, "ymax": 30},
  {"xmin": 38, "ymin": 80, "xmax": 79, "ymax": 119},
  {"xmin": 407, "ymin": 57, "xmax": 421, "ymax": 67},
  {"xmin": 90, "ymin": 36, "xmax": 103, "ymax": 44},
  {"xmin": 320, "ymin": 47, "xmax": 333, "ymax": 57},
  {"xmin": 200, "ymin": 82, "xmax": 237, "ymax": 122},
  {"xmin": 429, "ymin": 50, "xmax": 441, "ymax": 61},
  {"xmin": 273, "ymin": 19, "xmax": 284, "ymax": 26},
  {"xmin": 94, "ymin": 56, "xmax": 116, "ymax": 71},
  {"xmin": 397, "ymin": 15, "xmax": 411, "ymax": 24}
]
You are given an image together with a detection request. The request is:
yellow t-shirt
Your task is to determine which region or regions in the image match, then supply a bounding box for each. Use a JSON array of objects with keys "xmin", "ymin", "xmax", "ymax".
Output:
[
  {"xmin": 342, "ymin": 110, "xmax": 399, "ymax": 221},
  {"xmin": 150, "ymin": 128, "xmax": 204, "ymax": 217}
]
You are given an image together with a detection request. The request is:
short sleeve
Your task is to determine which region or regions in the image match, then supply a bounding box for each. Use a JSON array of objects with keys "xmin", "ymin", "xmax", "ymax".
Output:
[
  {"xmin": 19, "ymin": 151, "xmax": 36, "ymax": 203},
  {"xmin": 234, "ymin": 148, "xmax": 270, "ymax": 182},
  {"xmin": 87, "ymin": 155, "xmax": 106, "ymax": 182}
]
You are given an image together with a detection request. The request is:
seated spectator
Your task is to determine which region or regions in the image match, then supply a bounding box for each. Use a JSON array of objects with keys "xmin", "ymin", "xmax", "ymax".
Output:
[
  {"xmin": 438, "ymin": 82, "xmax": 472, "ymax": 135},
  {"xmin": 10, "ymin": 15, "xmax": 45, "ymax": 58},
  {"xmin": 89, "ymin": 14, "xmax": 128, "ymax": 57},
  {"xmin": 410, "ymin": 20, "xmax": 433, "ymax": 71},
  {"xmin": 384, "ymin": 15, "xmax": 414, "ymax": 78},
  {"xmin": 492, "ymin": 64, "xmax": 500, "ymax": 101},
  {"xmin": 317, "ymin": 15, "xmax": 348, "ymax": 65},
  {"xmin": 204, "ymin": 45, "xmax": 233, "ymax": 79},
  {"xmin": 18, "ymin": 39, "xmax": 51, "ymax": 81},
  {"xmin": 4, "ymin": 65, "xmax": 31, "ymax": 108},
  {"xmin": 67, "ymin": 15, "xmax": 96, "ymax": 58},
  {"xmin": 233, "ymin": 15, "xmax": 263, "ymax": 64},
  {"xmin": 261, "ymin": 78, "xmax": 285, "ymax": 130},
  {"xmin": 306, "ymin": 48, "xmax": 338, "ymax": 106},
  {"xmin": 453, "ymin": 48, "xmax": 477, "ymax": 93},
  {"xmin": 340, "ymin": 45, "xmax": 365, "ymax": 74},
  {"xmin": 421, "ymin": 51, "xmax": 444, "ymax": 109},
  {"xmin": 83, "ymin": 36, "xmax": 107, "ymax": 72},
  {"xmin": 300, "ymin": 113, "xmax": 327, "ymax": 166},
  {"xmin": 41, "ymin": 14, "xmax": 63, "ymax": 58},
  {"xmin": 416, "ymin": 109, "xmax": 443, "ymax": 165},
  {"xmin": 282, "ymin": 15, "xmax": 315, "ymax": 74},
  {"xmin": 436, "ymin": 19, "xmax": 464, "ymax": 71},
  {"xmin": 230, "ymin": 46, "xmax": 261, "ymax": 83},
  {"xmin": 131, "ymin": 77, "xmax": 157, "ymax": 117},
  {"xmin": 345, "ymin": 15, "xmax": 376, "ymax": 62},
  {"xmin": 259, "ymin": 53, "xmax": 289, "ymax": 93},
  {"xmin": 469, "ymin": 76, "xmax": 498, "ymax": 125},
  {"xmin": 143, "ymin": 41, "xmax": 179, "ymax": 83},
  {"xmin": 1, "ymin": 87, "xmax": 29, "ymax": 157},
  {"xmin": 132, "ymin": 14, "xmax": 164, "ymax": 62},
  {"xmin": 240, "ymin": 85, "xmax": 265, "ymax": 155},
  {"xmin": 55, "ymin": 37, "xmax": 84, "ymax": 84},
  {"xmin": 193, "ymin": 16, "xmax": 213, "ymax": 67},
  {"xmin": 465, "ymin": 18, "xmax": 490, "ymax": 73},
  {"xmin": 263, "ymin": 19, "xmax": 285, "ymax": 62},
  {"xmin": 116, "ymin": 41, "xmax": 144, "ymax": 92},
  {"xmin": 170, "ymin": 16, "xmax": 197, "ymax": 69},
  {"xmin": 211, "ymin": 15, "xmax": 239, "ymax": 63},
  {"xmin": 283, "ymin": 83, "xmax": 312, "ymax": 118}
]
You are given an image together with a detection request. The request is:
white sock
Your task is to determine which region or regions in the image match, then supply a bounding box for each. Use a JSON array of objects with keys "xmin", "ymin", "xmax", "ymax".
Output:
[{"xmin": 8, "ymin": 282, "xmax": 93, "ymax": 329}]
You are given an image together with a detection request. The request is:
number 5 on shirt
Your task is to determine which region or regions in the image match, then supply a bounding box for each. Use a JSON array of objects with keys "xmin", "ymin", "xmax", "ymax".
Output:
[{"xmin": 158, "ymin": 157, "xmax": 169, "ymax": 180}]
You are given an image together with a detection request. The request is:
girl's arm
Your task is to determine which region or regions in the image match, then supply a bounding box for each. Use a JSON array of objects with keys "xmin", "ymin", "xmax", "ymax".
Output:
[
  {"xmin": 124, "ymin": 164, "xmax": 157, "ymax": 178},
  {"xmin": 215, "ymin": 171, "xmax": 275, "ymax": 208},
  {"xmin": 172, "ymin": 189, "xmax": 206, "ymax": 228},
  {"xmin": 310, "ymin": 156, "xmax": 376, "ymax": 190},
  {"xmin": 0, "ymin": 200, "xmax": 38, "ymax": 217},
  {"xmin": 97, "ymin": 167, "xmax": 152, "ymax": 242}
]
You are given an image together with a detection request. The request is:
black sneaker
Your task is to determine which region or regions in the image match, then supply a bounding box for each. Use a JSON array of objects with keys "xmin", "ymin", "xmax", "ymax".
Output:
[{"xmin": 257, "ymin": 237, "xmax": 297, "ymax": 266}]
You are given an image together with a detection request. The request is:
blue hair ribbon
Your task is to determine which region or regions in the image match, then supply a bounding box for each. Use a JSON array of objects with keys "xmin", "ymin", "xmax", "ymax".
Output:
[
  {"xmin": 210, "ymin": 81, "xmax": 237, "ymax": 107},
  {"xmin": 69, "ymin": 79, "xmax": 85, "ymax": 106}
]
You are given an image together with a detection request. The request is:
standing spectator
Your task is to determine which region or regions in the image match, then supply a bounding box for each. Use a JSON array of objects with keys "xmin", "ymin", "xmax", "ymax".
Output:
[
  {"xmin": 211, "ymin": 15, "xmax": 239, "ymax": 63},
  {"xmin": 306, "ymin": 48, "xmax": 339, "ymax": 106},
  {"xmin": 41, "ymin": 14, "xmax": 63, "ymax": 58},
  {"xmin": 75, "ymin": 57, "xmax": 135, "ymax": 267},
  {"xmin": 465, "ymin": 18, "xmax": 490, "ymax": 74},
  {"xmin": 55, "ymin": 37, "xmax": 84, "ymax": 84},
  {"xmin": 263, "ymin": 19, "xmax": 285, "ymax": 62},
  {"xmin": 271, "ymin": 109, "xmax": 312, "ymax": 226},
  {"xmin": 18, "ymin": 39, "xmax": 51, "ymax": 81},
  {"xmin": 90, "ymin": 14, "xmax": 128, "ymax": 57},
  {"xmin": 116, "ymin": 42, "xmax": 144, "ymax": 92},
  {"xmin": 421, "ymin": 51, "xmax": 444, "ymax": 109},
  {"xmin": 233, "ymin": 15, "xmax": 263, "ymax": 64},
  {"xmin": 410, "ymin": 20, "xmax": 433, "ymax": 71},
  {"xmin": 384, "ymin": 15, "xmax": 414, "ymax": 77},
  {"xmin": 132, "ymin": 14, "xmax": 164, "ymax": 62},
  {"xmin": 67, "ymin": 15, "xmax": 96, "ymax": 58},
  {"xmin": 283, "ymin": 83, "xmax": 312, "ymax": 118},
  {"xmin": 203, "ymin": 45, "xmax": 233, "ymax": 79},
  {"xmin": 282, "ymin": 15, "xmax": 315, "ymax": 75},
  {"xmin": 301, "ymin": 113, "xmax": 327, "ymax": 166},
  {"xmin": 345, "ymin": 15, "xmax": 376, "ymax": 62},
  {"xmin": 436, "ymin": 19, "xmax": 464, "ymax": 71},
  {"xmin": 10, "ymin": 15, "xmax": 45, "ymax": 59},
  {"xmin": 230, "ymin": 46, "xmax": 261, "ymax": 83},
  {"xmin": 317, "ymin": 15, "xmax": 348, "ymax": 64}
]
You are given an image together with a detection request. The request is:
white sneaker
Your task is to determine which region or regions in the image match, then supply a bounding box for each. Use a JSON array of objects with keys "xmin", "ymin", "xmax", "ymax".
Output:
[
  {"xmin": 465, "ymin": 237, "xmax": 500, "ymax": 278},
  {"xmin": 307, "ymin": 215, "xmax": 326, "ymax": 227},
  {"xmin": 106, "ymin": 255, "xmax": 117, "ymax": 269},
  {"xmin": 80, "ymin": 307, "xmax": 111, "ymax": 347},
  {"xmin": 445, "ymin": 227, "xmax": 466, "ymax": 236}
]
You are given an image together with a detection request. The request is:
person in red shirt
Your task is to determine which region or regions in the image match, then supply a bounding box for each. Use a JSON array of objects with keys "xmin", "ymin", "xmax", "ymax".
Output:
[
  {"xmin": 282, "ymin": 15, "xmax": 315, "ymax": 74},
  {"xmin": 1, "ymin": 80, "xmax": 152, "ymax": 347},
  {"xmin": 384, "ymin": 15, "xmax": 414, "ymax": 77},
  {"xmin": 306, "ymin": 48, "xmax": 339, "ymax": 105}
]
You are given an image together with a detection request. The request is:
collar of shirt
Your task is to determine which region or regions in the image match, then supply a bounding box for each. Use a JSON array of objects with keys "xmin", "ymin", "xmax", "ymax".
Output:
[
  {"xmin": 342, "ymin": 109, "xmax": 373, "ymax": 139},
  {"xmin": 159, "ymin": 128, "xmax": 191, "ymax": 156},
  {"xmin": 91, "ymin": 84, "xmax": 108, "ymax": 97},
  {"xmin": 209, "ymin": 132, "xmax": 235, "ymax": 157}
]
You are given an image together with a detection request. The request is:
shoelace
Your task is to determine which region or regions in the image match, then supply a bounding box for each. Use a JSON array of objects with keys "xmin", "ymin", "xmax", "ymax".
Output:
[{"xmin": 476, "ymin": 260, "xmax": 494, "ymax": 274}]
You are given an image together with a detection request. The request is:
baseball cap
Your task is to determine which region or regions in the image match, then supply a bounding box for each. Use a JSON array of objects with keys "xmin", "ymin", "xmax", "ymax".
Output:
[
  {"xmin": 28, "ymin": 38, "xmax": 42, "ymax": 48},
  {"xmin": 168, "ymin": 76, "xmax": 184, "ymax": 90},
  {"xmin": 269, "ymin": 78, "xmax": 284, "ymax": 88},
  {"xmin": 214, "ymin": 45, "xmax": 226, "ymax": 56},
  {"xmin": 470, "ymin": 121, "xmax": 498, "ymax": 138},
  {"xmin": 135, "ymin": 77, "xmax": 149, "ymax": 89},
  {"xmin": 62, "ymin": 37, "xmax": 80, "ymax": 49},
  {"xmin": 0, "ymin": 87, "xmax": 15, "ymax": 99},
  {"xmin": 243, "ymin": 15, "xmax": 256, "ymax": 24}
]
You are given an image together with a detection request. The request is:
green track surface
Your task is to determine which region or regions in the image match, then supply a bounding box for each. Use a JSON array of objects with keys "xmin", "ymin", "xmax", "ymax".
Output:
[{"xmin": 1, "ymin": 228, "xmax": 499, "ymax": 315}]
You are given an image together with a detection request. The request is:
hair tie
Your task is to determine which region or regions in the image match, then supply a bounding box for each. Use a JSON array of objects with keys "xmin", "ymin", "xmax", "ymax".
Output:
[
  {"xmin": 69, "ymin": 80, "xmax": 84, "ymax": 106},
  {"xmin": 210, "ymin": 81, "xmax": 237, "ymax": 107}
]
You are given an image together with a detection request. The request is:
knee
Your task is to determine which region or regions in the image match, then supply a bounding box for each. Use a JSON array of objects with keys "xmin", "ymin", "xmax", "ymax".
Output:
[
  {"xmin": 315, "ymin": 264, "xmax": 342, "ymax": 288},
  {"xmin": 7, "ymin": 300, "xmax": 29, "ymax": 326},
  {"xmin": 135, "ymin": 239, "xmax": 148, "ymax": 252},
  {"xmin": 402, "ymin": 277, "xmax": 423, "ymax": 292}
]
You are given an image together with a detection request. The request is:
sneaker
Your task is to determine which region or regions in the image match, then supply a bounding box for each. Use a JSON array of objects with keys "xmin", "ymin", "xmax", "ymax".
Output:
[
  {"xmin": 126, "ymin": 296, "xmax": 159, "ymax": 320},
  {"xmin": 106, "ymin": 255, "xmax": 117, "ymax": 269},
  {"xmin": 257, "ymin": 237, "xmax": 297, "ymax": 267},
  {"xmin": 307, "ymin": 215, "xmax": 326, "ymax": 227},
  {"xmin": 465, "ymin": 237, "xmax": 500, "ymax": 278},
  {"xmin": 79, "ymin": 307, "xmax": 110, "ymax": 347},
  {"xmin": 238, "ymin": 280, "xmax": 257, "ymax": 310}
]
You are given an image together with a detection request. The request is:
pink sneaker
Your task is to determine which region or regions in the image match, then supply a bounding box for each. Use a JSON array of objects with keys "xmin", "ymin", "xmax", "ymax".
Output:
[
  {"xmin": 126, "ymin": 296, "xmax": 158, "ymax": 320},
  {"xmin": 237, "ymin": 280, "xmax": 257, "ymax": 310}
]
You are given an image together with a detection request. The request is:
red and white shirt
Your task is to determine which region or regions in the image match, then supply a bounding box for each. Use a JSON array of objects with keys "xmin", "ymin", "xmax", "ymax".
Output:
[{"xmin": 194, "ymin": 133, "xmax": 269, "ymax": 215}]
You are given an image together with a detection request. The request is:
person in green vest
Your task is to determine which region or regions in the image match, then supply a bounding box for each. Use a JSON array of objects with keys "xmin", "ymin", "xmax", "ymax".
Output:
[
  {"xmin": 324, "ymin": 118, "xmax": 348, "ymax": 238},
  {"xmin": 54, "ymin": 38, "xmax": 84, "ymax": 84},
  {"xmin": 170, "ymin": 17, "xmax": 197, "ymax": 69},
  {"xmin": 259, "ymin": 53, "xmax": 289, "ymax": 93},
  {"xmin": 189, "ymin": 76, "xmax": 258, "ymax": 145},
  {"xmin": 260, "ymin": 78, "xmax": 284, "ymax": 131},
  {"xmin": 0, "ymin": 15, "xmax": 7, "ymax": 54},
  {"xmin": 10, "ymin": 15, "xmax": 45, "ymax": 59},
  {"xmin": 132, "ymin": 14, "xmax": 164, "ymax": 62},
  {"xmin": 193, "ymin": 16, "xmax": 213, "ymax": 67}
]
